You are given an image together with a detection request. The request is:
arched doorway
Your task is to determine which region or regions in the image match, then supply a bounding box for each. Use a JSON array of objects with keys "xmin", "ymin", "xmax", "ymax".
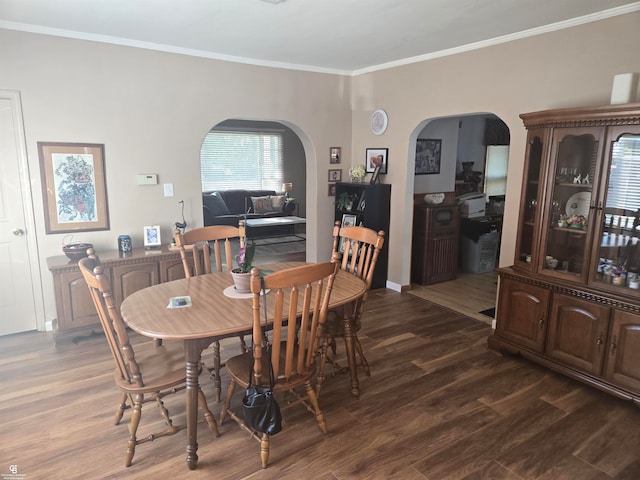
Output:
[{"xmin": 408, "ymin": 113, "xmax": 510, "ymax": 324}]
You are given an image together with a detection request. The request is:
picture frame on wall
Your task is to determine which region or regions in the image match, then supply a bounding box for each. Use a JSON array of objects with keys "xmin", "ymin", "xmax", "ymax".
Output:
[
  {"xmin": 366, "ymin": 148, "xmax": 388, "ymax": 174},
  {"xmin": 328, "ymin": 183, "xmax": 337, "ymax": 196},
  {"xmin": 415, "ymin": 138, "xmax": 442, "ymax": 175},
  {"xmin": 328, "ymin": 169, "xmax": 342, "ymax": 182},
  {"xmin": 330, "ymin": 147, "xmax": 341, "ymax": 164},
  {"xmin": 37, "ymin": 142, "xmax": 110, "ymax": 234},
  {"xmin": 143, "ymin": 225, "xmax": 162, "ymax": 248}
]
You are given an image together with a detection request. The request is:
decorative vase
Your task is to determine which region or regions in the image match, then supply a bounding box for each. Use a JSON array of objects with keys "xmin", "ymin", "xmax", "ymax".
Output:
[
  {"xmin": 231, "ymin": 270, "xmax": 251, "ymax": 293},
  {"xmin": 351, "ymin": 176, "xmax": 362, "ymax": 183}
]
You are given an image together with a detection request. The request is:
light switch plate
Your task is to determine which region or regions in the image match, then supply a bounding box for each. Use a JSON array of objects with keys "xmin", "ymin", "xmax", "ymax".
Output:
[{"xmin": 163, "ymin": 183, "xmax": 174, "ymax": 197}]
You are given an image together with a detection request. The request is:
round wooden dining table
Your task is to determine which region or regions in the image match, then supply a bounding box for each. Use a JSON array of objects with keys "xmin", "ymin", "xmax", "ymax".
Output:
[{"xmin": 120, "ymin": 262, "xmax": 366, "ymax": 470}]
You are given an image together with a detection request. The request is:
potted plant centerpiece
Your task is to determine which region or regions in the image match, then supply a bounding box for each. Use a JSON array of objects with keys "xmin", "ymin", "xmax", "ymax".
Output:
[{"xmin": 231, "ymin": 241, "xmax": 256, "ymax": 293}]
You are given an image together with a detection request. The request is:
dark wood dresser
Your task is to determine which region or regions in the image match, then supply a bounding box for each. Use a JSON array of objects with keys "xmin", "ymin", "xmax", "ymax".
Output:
[{"xmin": 411, "ymin": 204, "xmax": 460, "ymax": 285}]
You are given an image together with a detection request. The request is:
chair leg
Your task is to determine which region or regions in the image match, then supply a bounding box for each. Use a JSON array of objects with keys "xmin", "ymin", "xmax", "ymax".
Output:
[
  {"xmin": 212, "ymin": 340, "xmax": 222, "ymax": 402},
  {"xmin": 219, "ymin": 380, "xmax": 237, "ymax": 424},
  {"xmin": 315, "ymin": 338, "xmax": 330, "ymax": 396},
  {"xmin": 125, "ymin": 393, "xmax": 143, "ymax": 467},
  {"xmin": 115, "ymin": 392, "xmax": 129, "ymax": 425},
  {"xmin": 238, "ymin": 334, "xmax": 248, "ymax": 353},
  {"xmin": 198, "ymin": 388, "xmax": 220, "ymax": 437},
  {"xmin": 353, "ymin": 334, "xmax": 371, "ymax": 376},
  {"xmin": 305, "ymin": 381, "xmax": 327, "ymax": 434},
  {"xmin": 260, "ymin": 432, "xmax": 270, "ymax": 469}
]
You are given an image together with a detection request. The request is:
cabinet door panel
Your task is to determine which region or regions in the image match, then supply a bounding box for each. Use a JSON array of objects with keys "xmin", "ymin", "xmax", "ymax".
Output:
[
  {"xmin": 546, "ymin": 293, "xmax": 610, "ymax": 375},
  {"xmin": 57, "ymin": 271, "xmax": 100, "ymax": 330},
  {"xmin": 112, "ymin": 263, "xmax": 159, "ymax": 307},
  {"xmin": 496, "ymin": 277, "xmax": 550, "ymax": 352},
  {"xmin": 161, "ymin": 257, "xmax": 190, "ymax": 282},
  {"xmin": 604, "ymin": 310, "xmax": 640, "ymax": 394}
]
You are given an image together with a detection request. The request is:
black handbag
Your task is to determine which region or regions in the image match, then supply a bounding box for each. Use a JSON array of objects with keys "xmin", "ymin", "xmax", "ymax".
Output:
[{"xmin": 242, "ymin": 278, "xmax": 282, "ymax": 435}]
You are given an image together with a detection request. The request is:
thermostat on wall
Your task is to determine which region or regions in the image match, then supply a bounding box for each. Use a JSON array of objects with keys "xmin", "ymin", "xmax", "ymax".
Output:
[{"xmin": 136, "ymin": 174, "xmax": 158, "ymax": 185}]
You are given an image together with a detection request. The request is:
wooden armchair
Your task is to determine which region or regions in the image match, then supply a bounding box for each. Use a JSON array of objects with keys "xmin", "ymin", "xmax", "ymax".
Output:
[
  {"xmin": 219, "ymin": 262, "xmax": 339, "ymax": 468},
  {"xmin": 316, "ymin": 221, "xmax": 385, "ymax": 398},
  {"xmin": 174, "ymin": 222, "xmax": 251, "ymax": 401},
  {"xmin": 78, "ymin": 250, "xmax": 219, "ymax": 467}
]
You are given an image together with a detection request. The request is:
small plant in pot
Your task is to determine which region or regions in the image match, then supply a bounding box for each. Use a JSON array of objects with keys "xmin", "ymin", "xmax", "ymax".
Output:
[
  {"xmin": 336, "ymin": 192, "xmax": 356, "ymax": 211},
  {"xmin": 231, "ymin": 241, "xmax": 256, "ymax": 293}
]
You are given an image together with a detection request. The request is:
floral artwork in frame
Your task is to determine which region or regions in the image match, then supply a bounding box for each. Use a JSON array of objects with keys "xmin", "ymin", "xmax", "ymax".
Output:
[
  {"xmin": 415, "ymin": 139, "xmax": 442, "ymax": 175},
  {"xmin": 143, "ymin": 225, "xmax": 162, "ymax": 248},
  {"xmin": 38, "ymin": 142, "xmax": 110, "ymax": 234}
]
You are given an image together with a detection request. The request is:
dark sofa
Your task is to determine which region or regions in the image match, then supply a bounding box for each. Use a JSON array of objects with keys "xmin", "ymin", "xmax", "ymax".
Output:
[{"xmin": 202, "ymin": 189, "xmax": 294, "ymax": 238}]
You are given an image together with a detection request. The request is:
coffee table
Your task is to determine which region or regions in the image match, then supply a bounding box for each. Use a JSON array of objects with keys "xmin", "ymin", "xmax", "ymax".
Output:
[{"xmin": 245, "ymin": 216, "xmax": 306, "ymax": 241}]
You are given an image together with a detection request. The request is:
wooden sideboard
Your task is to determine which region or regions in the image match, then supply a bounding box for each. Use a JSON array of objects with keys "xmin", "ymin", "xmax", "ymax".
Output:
[{"xmin": 47, "ymin": 246, "xmax": 191, "ymax": 343}]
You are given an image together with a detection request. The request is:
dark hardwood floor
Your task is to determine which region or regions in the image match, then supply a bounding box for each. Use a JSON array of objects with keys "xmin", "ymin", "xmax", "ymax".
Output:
[{"xmin": 2, "ymin": 288, "xmax": 640, "ymax": 479}]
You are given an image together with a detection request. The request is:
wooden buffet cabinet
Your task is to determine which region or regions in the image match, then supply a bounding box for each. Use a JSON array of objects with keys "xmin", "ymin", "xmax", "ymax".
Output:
[
  {"xmin": 47, "ymin": 246, "xmax": 191, "ymax": 343},
  {"xmin": 488, "ymin": 103, "xmax": 640, "ymax": 404},
  {"xmin": 411, "ymin": 204, "xmax": 460, "ymax": 285}
]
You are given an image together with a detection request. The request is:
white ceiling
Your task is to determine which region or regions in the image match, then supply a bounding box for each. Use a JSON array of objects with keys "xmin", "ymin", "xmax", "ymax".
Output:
[{"xmin": 1, "ymin": 0, "xmax": 639, "ymax": 75}]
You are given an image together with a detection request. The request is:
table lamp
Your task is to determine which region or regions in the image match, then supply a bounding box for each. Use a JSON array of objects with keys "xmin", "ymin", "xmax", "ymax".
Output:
[{"xmin": 282, "ymin": 182, "xmax": 293, "ymax": 200}]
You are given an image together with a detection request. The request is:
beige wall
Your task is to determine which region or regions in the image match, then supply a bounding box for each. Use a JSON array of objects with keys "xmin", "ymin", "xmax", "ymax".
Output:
[
  {"xmin": 351, "ymin": 12, "xmax": 640, "ymax": 289},
  {"xmin": 1, "ymin": 11, "xmax": 639, "ymax": 328}
]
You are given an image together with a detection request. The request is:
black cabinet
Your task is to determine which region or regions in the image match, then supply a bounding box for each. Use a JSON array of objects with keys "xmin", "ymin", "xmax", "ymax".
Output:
[{"xmin": 334, "ymin": 182, "xmax": 391, "ymax": 289}]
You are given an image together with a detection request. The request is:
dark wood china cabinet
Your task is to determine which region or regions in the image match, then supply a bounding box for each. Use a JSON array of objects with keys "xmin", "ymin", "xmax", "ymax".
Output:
[{"xmin": 488, "ymin": 103, "xmax": 640, "ymax": 405}]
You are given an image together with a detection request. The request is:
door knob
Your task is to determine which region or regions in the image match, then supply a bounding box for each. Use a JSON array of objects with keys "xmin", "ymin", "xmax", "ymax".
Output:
[{"xmin": 12, "ymin": 228, "xmax": 24, "ymax": 236}]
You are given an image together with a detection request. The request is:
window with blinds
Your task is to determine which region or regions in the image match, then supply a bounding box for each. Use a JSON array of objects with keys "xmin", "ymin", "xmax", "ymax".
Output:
[
  {"xmin": 201, "ymin": 129, "xmax": 284, "ymax": 192},
  {"xmin": 606, "ymin": 135, "xmax": 640, "ymax": 211}
]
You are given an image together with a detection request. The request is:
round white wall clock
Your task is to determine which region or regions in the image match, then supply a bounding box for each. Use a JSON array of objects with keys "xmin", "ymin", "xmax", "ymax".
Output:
[{"xmin": 370, "ymin": 109, "xmax": 388, "ymax": 135}]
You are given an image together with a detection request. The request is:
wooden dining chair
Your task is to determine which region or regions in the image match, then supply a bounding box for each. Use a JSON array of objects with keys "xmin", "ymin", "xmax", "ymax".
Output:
[
  {"xmin": 316, "ymin": 221, "xmax": 385, "ymax": 397},
  {"xmin": 219, "ymin": 261, "xmax": 339, "ymax": 469},
  {"xmin": 174, "ymin": 222, "xmax": 250, "ymax": 401},
  {"xmin": 78, "ymin": 250, "xmax": 219, "ymax": 467}
]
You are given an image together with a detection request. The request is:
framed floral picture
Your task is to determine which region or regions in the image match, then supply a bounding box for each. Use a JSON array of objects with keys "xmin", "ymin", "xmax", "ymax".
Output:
[
  {"xmin": 143, "ymin": 225, "xmax": 162, "ymax": 248},
  {"xmin": 38, "ymin": 142, "xmax": 110, "ymax": 234}
]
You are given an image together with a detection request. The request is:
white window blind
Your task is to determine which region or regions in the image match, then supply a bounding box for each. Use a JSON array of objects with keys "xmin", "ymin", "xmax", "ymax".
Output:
[
  {"xmin": 483, "ymin": 145, "xmax": 509, "ymax": 196},
  {"xmin": 201, "ymin": 130, "xmax": 283, "ymax": 192},
  {"xmin": 606, "ymin": 135, "xmax": 640, "ymax": 211}
]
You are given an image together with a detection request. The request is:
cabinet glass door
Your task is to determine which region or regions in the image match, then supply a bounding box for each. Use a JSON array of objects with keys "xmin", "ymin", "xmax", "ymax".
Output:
[
  {"xmin": 541, "ymin": 127, "xmax": 603, "ymax": 280},
  {"xmin": 593, "ymin": 127, "xmax": 640, "ymax": 294},
  {"xmin": 515, "ymin": 131, "xmax": 545, "ymax": 269}
]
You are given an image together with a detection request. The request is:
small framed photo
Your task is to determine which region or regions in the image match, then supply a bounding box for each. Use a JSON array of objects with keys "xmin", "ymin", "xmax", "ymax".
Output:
[
  {"xmin": 328, "ymin": 169, "xmax": 342, "ymax": 182},
  {"xmin": 415, "ymin": 139, "xmax": 442, "ymax": 175},
  {"xmin": 341, "ymin": 214, "xmax": 357, "ymax": 227},
  {"xmin": 328, "ymin": 183, "xmax": 336, "ymax": 196},
  {"xmin": 143, "ymin": 225, "xmax": 161, "ymax": 248},
  {"xmin": 330, "ymin": 147, "xmax": 341, "ymax": 164},
  {"xmin": 370, "ymin": 164, "xmax": 382, "ymax": 184},
  {"xmin": 366, "ymin": 148, "xmax": 388, "ymax": 174}
]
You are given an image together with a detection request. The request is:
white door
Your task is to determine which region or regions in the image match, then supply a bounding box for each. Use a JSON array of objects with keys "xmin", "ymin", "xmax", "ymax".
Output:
[{"xmin": 0, "ymin": 91, "xmax": 41, "ymax": 335}]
